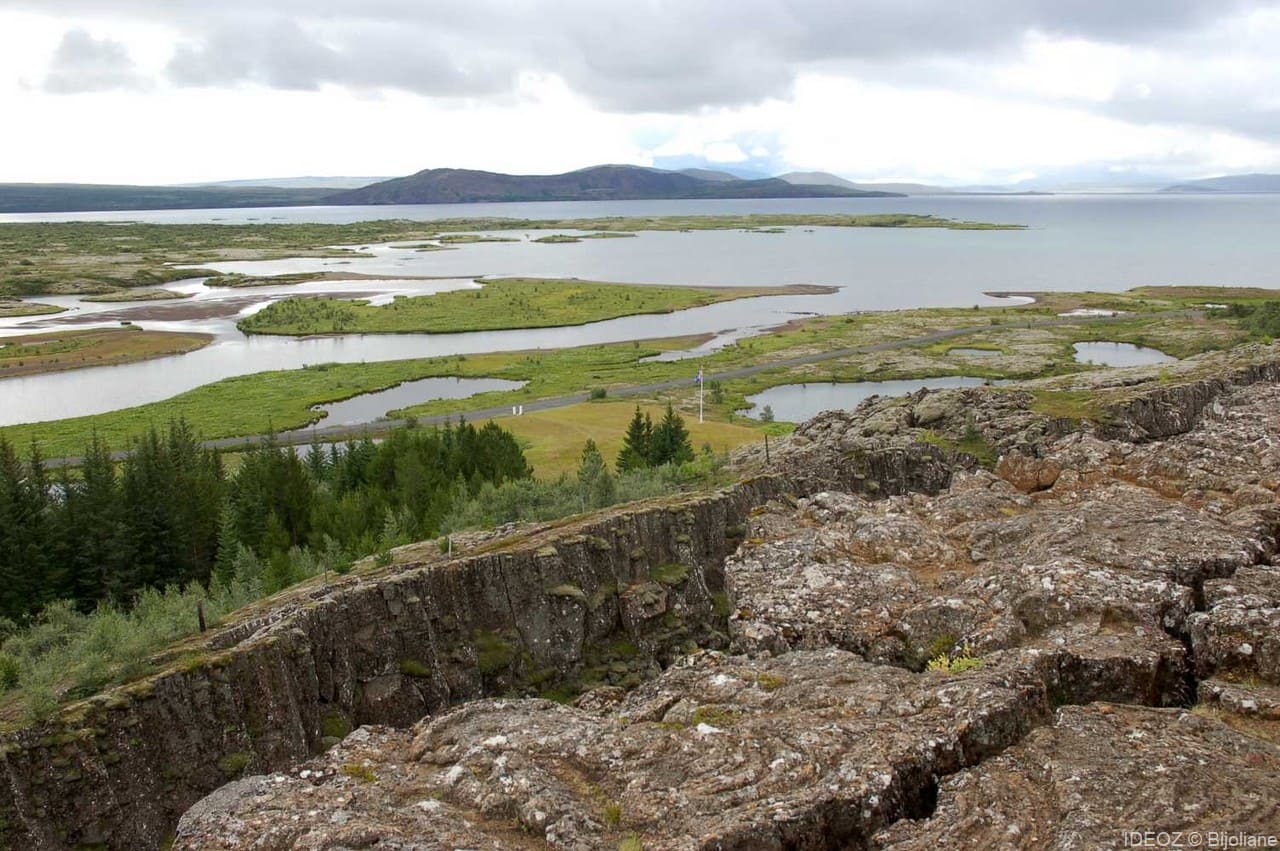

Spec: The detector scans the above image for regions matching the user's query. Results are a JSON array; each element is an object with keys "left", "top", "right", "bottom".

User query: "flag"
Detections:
[{"left": 695, "top": 367, "right": 704, "bottom": 385}]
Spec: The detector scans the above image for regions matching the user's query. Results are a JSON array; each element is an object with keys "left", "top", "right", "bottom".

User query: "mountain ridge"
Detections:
[{"left": 324, "top": 164, "right": 900, "bottom": 205}]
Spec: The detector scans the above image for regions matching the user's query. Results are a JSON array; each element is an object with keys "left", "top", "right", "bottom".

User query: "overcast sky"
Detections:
[{"left": 3, "top": 0, "right": 1280, "bottom": 185}]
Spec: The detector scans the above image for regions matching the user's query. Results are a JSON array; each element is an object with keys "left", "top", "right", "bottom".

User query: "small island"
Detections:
[{"left": 236, "top": 278, "right": 836, "bottom": 336}]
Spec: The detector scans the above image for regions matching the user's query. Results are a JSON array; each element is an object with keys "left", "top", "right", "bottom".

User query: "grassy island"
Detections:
[
  {"left": 0, "top": 327, "right": 212, "bottom": 378},
  {"left": 236, "top": 278, "right": 834, "bottom": 336}
]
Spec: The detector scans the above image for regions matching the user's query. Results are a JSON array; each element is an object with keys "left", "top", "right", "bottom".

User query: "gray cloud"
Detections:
[
  {"left": 16, "top": 0, "right": 1280, "bottom": 139},
  {"left": 41, "top": 28, "right": 150, "bottom": 93}
]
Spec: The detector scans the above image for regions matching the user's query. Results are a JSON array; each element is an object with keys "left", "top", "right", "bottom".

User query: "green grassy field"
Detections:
[
  {"left": 237, "top": 278, "right": 832, "bottom": 336},
  {"left": 492, "top": 400, "right": 766, "bottom": 476}
]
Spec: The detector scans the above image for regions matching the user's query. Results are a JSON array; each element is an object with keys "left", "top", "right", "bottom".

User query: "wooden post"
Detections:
[
  {"left": 197, "top": 600, "right": 207, "bottom": 633},
  {"left": 765, "top": 433, "right": 771, "bottom": 465}
]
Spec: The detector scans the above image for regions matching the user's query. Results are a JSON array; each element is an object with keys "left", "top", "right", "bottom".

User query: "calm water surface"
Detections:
[
  {"left": 744, "top": 376, "right": 993, "bottom": 422},
  {"left": 1072, "top": 342, "right": 1175, "bottom": 367},
  {"left": 1, "top": 195, "right": 1275, "bottom": 425}
]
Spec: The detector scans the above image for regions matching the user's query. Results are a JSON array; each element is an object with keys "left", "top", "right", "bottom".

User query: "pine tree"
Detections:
[
  {"left": 212, "top": 500, "right": 241, "bottom": 590},
  {"left": 616, "top": 407, "right": 653, "bottom": 472},
  {"left": 576, "top": 440, "right": 615, "bottom": 509},
  {"left": 651, "top": 403, "right": 694, "bottom": 466}
]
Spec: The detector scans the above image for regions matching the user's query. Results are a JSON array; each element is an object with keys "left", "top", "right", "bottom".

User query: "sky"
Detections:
[{"left": 2, "top": 0, "right": 1279, "bottom": 187}]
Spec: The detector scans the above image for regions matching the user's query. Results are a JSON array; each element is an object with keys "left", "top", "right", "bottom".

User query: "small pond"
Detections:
[
  {"left": 744, "top": 376, "right": 993, "bottom": 422},
  {"left": 1072, "top": 342, "right": 1174, "bottom": 367},
  {"left": 306, "top": 376, "right": 527, "bottom": 428}
]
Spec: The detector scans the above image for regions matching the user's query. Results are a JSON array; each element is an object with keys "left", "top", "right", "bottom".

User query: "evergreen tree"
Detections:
[
  {"left": 212, "top": 499, "right": 241, "bottom": 590},
  {"left": 616, "top": 406, "right": 653, "bottom": 472},
  {"left": 651, "top": 403, "right": 694, "bottom": 466},
  {"left": 576, "top": 439, "right": 616, "bottom": 509}
]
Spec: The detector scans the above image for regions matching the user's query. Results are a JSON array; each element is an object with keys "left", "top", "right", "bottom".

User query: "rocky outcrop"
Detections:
[
  {"left": 13, "top": 344, "right": 1280, "bottom": 849},
  {"left": 877, "top": 703, "right": 1280, "bottom": 849},
  {"left": 0, "top": 478, "right": 784, "bottom": 850},
  {"left": 169, "top": 351, "right": 1280, "bottom": 849}
]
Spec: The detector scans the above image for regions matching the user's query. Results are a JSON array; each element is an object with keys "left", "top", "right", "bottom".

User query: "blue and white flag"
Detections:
[{"left": 695, "top": 367, "right": 704, "bottom": 385}]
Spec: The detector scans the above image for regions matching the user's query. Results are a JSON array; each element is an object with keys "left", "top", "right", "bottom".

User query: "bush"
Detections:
[{"left": 589, "top": 387, "right": 608, "bottom": 400}]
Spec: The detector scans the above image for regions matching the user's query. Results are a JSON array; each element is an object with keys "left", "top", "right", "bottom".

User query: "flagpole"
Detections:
[{"left": 698, "top": 368, "right": 704, "bottom": 423}]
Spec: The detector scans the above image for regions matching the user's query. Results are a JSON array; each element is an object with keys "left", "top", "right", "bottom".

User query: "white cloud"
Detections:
[{"left": 2, "top": 2, "right": 1280, "bottom": 183}]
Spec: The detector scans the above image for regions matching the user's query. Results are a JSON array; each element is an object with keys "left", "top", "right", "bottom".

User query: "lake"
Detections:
[
  {"left": 744, "top": 376, "right": 994, "bottom": 422},
  {"left": 1072, "top": 342, "right": 1175, "bottom": 367},
  {"left": 1, "top": 194, "right": 1276, "bottom": 426}
]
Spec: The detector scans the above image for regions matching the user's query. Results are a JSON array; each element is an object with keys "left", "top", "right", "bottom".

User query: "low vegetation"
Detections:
[
  {"left": 0, "top": 327, "right": 212, "bottom": 378},
  {"left": 0, "top": 297, "right": 64, "bottom": 317},
  {"left": 237, "top": 278, "right": 828, "bottom": 336},
  {"left": 0, "top": 413, "right": 725, "bottom": 721}
]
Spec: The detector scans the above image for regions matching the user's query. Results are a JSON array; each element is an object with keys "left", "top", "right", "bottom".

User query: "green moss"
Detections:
[
  {"left": 320, "top": 710, "right": 352, "bottom": 739},
  {"left": 690, "top": 705, "right": 740, "bottom": 728},
  {"left": 473, "top": 630, "right": 518, "bottom": 675},
  {"left": 399, "top": 659, "right": 431, "bottom": 678},
  {"left": 1027, "top": 389, "right": 1105, "bottom": 423},
  {"left": 618, "top": 836, "right": 644, "bottom": 851},
  {"left": 547, "top": 583, "right": 587, "bottom": 602},
  {"left": 217, "top": 752, "right": 250, "bottom": 777},
  {"left": 340, "top": 763, "right": 377, "bottom": 783},
  {"left": 925, "top": 645, "right": 985, "bottom": 674},
  {"left": 650, "top": 563, "right": 690, "bottom": 586},
  {"left": 754, "top": 672, "right": 786, "bottom": 691}
]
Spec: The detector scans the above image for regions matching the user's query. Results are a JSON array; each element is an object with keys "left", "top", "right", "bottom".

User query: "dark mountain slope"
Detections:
[{"left": 325, "top": 165, "right": 899, "bottom": 205}]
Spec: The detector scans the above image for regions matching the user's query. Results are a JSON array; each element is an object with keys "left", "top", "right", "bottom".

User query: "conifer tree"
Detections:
[
  {"left": 651, "top": 403, "right": 694, "bottom": 466},
  {"left": 616, "top": 407, "right": 653, "bottom": 472}
]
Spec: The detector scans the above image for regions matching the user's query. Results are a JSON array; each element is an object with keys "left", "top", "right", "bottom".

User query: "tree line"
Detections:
[
  {"left": 0, "top": 405, "right": 700, "bottom": 625},
  {"left": 0, "top": 418, "right": 530, "bottom": 623}
]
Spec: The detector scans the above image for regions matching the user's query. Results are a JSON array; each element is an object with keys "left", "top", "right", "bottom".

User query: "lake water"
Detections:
[
  {"left": 1, "top": 194, "right": 1276, "bottom": 426},
  {"left": 744, "top": 376, "right": 993, "bottom": 422},
  {"left": 1072, "top": 342, "right": 1175, "bottom": 367},
  {"left": 301, "top": 376, "right": 527, "bottom": 428}
]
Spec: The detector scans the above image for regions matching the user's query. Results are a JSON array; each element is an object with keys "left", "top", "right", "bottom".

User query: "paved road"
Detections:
[{"left": 45, "top": 309, "right": 1195, "bottom": 467}]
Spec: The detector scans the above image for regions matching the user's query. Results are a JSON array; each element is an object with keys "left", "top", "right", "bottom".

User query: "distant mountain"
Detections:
[
  {"left": 186, "top": 176, "right": 394, "bottom": 190},
  {"left": 326, "top": 165, "right": 900, "bottom": 205},
  {"left": 1160, "top": 173, "right": 1280, "bottom": 193},
  {"left": 776, "top": 171, "right": 860, "bottom": 189},
  {"left": 0, "top": 183, "right": 335, "bottom": 214},
  {"left": 676, "top": 168, "right": 742, "bottom": 182},
  {"left": 777, "top": 171, "right": 963, "bottom": 195}
]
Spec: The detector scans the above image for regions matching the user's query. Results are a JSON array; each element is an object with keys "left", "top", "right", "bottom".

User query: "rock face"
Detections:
[
  {"left": 0, "top": 478, "right": 783, "bottom": 850},
  {"left": 13, "top": 345, "right": 1280, "bottom": 849}
]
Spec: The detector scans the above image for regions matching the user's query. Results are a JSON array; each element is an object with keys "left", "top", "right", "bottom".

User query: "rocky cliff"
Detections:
[
  {"left": 0, "top": 478, "right": 783, "bottom": 848},
  {"left": 7, "top": 344, "right": 1280, "bottom": 849}
]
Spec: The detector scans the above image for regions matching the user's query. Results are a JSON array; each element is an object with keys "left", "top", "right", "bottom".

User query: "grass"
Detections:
[
  {"left": 237, "top": 278, "right": 831, "bottom": 336},
  {"left": 0, "top": 297, "right": 65, "bottom": 317},
  {"left": 490, "top": 401, "right": 766, "bottom": 477},
  {"left": 0, "top": 327, "right": 212, "bottom": 378},
  {"left": 79, "top": 288, "right": 190, "bottom": 302}
]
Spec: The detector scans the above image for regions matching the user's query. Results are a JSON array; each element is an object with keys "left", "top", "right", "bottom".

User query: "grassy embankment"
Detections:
[
  {"left": 0, "top": 297, "right": 64, "bottom": 317},
  {"left": 0, "top": 327, "right": 213, "bottom": 378},
  {"left": 0, "top": 213, "right": 1020, "bottom": 298},
  {"left": 79, "top": 288, "right": 191, "bottom": 302},
  {"left": 1, "top": 287, "right": 1258, "bottom": 461},
  {"left": 237, "top": 278, "right": 832, "bottom": 336}
]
